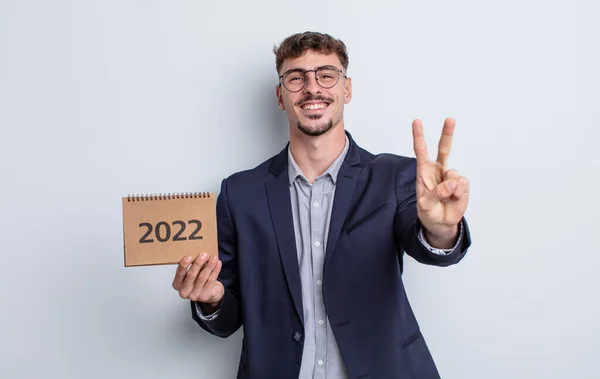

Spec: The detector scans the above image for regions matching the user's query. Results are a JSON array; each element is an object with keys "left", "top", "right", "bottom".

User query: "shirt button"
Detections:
[
  {"left": 318, "top": 319, "right": 324, "bottom": 325},
  {"left": 313, "top": 202, "right": 319, "bottom": 207},
  {"left": 317, "top": 359, "right": 324, "bottom": 366},
  {"left": 317, "top": 280, "right": 322, "bottom": 286},
  {"left": 315, "top": 241, "right": 320, "bottom": 247},
  {"left": 293, "top": 332, "right": 302, "bottom": 342}
]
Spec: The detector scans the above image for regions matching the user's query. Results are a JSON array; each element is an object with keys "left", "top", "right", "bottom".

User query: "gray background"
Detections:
[{"left": 1, "top": 0, "right": 598, "bottom": 378}]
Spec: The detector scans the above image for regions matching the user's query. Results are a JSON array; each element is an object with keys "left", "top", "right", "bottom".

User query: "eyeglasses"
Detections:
[{"left": 279, "top": 65, "right": 347, "bottom": 92}]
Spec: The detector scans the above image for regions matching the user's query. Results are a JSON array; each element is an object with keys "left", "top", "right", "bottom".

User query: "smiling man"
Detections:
[{"left": 172, "top": 31, "right": 472, "bottom": 379}]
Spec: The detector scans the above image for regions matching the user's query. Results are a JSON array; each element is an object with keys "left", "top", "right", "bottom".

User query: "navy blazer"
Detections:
[{"left": 192, "top": 131, "right": 471, "bottom": 379}]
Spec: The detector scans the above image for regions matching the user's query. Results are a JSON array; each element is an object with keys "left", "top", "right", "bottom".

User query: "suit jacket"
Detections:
[{"left": 192, "top": 131, "right": 471, "bottom": 379}]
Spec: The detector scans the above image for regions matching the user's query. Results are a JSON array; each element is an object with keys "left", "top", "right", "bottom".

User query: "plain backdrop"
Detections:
[{"left": 1, "top": 1, "right": 598, "bottom": 378}]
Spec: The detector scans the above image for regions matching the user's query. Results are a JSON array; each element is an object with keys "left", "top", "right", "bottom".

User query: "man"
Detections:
[{"left": 172, "top": 31, "right": 471, "bottom": 379}]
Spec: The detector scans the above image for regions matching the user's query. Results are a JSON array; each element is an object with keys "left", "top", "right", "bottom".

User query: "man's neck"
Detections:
[{"left": 289, "top": 124, "right": 347, "bottom": 183}]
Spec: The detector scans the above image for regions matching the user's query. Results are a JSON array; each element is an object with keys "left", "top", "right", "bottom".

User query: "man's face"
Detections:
[{"left": 276, "top": 51, "right": 352, "bottom": 137}]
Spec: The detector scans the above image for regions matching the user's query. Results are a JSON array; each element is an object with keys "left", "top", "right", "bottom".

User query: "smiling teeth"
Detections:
[{"left": 303, "top": 103, "right": 327, "bottom": 110}]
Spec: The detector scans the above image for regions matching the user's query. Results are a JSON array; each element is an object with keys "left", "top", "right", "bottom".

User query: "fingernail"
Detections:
[
  {"left": 200, "top": 253, "right": 207, "bottom": 259},
  {"left": 184, "top": 256, "right": 191, "bottom": 263}
]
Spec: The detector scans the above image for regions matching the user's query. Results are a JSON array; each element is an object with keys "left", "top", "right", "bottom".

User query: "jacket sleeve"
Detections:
[
  {"left": 190, "top": 177, "right": 243, "bottom": 337},
  {"left": 393, "top": 157, "right": 471, "bottom": 267}
]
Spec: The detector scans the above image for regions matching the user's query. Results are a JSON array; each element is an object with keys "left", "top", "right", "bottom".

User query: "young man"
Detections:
[{"left": 172, "top": 31, "right": 471, "bottom": 379}]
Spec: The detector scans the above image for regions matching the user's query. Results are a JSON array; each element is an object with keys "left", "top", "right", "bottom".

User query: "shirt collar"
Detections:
[{"left": 288, "top": 134, "right": 350, "bottom": 186}]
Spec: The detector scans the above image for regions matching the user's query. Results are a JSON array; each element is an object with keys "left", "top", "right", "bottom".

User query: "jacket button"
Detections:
[{"left": 293, "top": 332, "right": 302, "bottom": 342}]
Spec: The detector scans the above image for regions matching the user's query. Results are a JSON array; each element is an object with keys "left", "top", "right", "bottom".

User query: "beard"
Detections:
[
  {"left": 294, "top": 94, "right": 335, "bottom": 136},
  {"left": 297, "top": 115, "right": 334, "bottom": 137}
]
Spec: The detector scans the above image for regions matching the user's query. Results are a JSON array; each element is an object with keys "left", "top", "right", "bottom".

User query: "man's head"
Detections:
[{"left": 274, "top": 32, "right": 352, "bottom": 137}]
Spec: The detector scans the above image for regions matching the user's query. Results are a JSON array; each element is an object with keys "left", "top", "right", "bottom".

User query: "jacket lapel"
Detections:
[
  {"left": 324, "top": 133, "right": 362, "bottom": 269},
  {"left": 265, "top": 147, "right": 304, "bottom": 325}
]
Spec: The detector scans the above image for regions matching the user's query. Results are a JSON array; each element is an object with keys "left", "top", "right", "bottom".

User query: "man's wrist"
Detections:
[
  {"left": 199, "top": 300, "right": 222, "bottom": 315},
  {"left": 423, "top": 223, "right": 459, "bottom": 249}
]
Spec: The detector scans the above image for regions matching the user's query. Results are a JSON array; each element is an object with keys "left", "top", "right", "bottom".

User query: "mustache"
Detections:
[{"left": 295, "top": 95, "right": 333, "bottom": 106}]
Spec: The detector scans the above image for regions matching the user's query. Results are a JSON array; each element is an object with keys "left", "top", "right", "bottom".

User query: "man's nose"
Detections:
[{"left": 303, "top": 71, "right": 321, "bottom": 94}]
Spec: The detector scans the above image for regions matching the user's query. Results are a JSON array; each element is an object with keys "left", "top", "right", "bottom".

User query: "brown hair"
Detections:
[{"left": 273, "top": 31, "right": 349, "bottom": 74}]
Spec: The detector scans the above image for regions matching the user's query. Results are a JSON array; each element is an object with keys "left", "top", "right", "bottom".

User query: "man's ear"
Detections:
[
  {"left": 276, "top": 85, "right": 285, "bottom": 110},
  {"left": 344, "top": 77, "right": 353, "bottom": 104}
]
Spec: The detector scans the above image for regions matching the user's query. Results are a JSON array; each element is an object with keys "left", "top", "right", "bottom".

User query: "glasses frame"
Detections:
[{"left": 279, "top": 65, "right": 347, "bottom": 93}]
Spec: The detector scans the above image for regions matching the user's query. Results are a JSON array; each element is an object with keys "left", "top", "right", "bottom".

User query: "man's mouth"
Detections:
[{"left": 301, "top": 102, "right": 330, "bottom": 111}]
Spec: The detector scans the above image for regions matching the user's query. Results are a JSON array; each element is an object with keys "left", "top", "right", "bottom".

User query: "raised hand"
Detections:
[
  {"left": 172, "top": 253, "right": 224, "bottom": 312},
  {"left": 412, "top": 118, "right": 469, "bottom": 248}
]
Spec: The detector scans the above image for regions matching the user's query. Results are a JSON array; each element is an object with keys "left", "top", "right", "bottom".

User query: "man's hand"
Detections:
[
  {"left": 172, "top": 253, "right": 224, "bottom": 313},
  {"left": 412, "top": 118, "right": 469, "bottom": 248}
]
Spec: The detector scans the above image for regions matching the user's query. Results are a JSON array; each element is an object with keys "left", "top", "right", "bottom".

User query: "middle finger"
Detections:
[{"left": 181, "top": 253, "right": 209, "bottom": 294}]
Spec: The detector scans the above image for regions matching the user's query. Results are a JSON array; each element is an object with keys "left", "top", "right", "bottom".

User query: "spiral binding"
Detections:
[{"left": 126, "top": 192, "right": 211, "bottom": 202}]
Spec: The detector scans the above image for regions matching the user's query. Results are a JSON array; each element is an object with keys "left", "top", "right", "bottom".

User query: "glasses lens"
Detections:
[
  {"left": 315, "top": 67, "right": 340, "bottom": 88},
  {"left": 282, "top": 71, "right": 306, "bottom": 92}
]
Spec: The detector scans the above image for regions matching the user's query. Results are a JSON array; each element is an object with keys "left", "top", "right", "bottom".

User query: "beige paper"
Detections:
[{"left": 122, "top": 193, "right": 217, "bottom": 267}]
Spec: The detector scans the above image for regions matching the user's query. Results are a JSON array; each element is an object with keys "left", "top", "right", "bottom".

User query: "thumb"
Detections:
[
  {"left": 435, "top": 180, "right": 458, "bottom": 201},
  {"left": 420, "top": 180, "right": 457, "bottom": 210}
]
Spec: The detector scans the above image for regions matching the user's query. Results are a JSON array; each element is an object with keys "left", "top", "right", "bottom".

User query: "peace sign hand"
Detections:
[{"left": 412, "top": 118, "right": 469, "bottom": 247}]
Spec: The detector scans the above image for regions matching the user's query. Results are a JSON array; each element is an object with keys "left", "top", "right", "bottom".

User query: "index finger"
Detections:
[
  {"left": 412, "top": 119, "right": 430, "bottom": 165},
  {"left": 436, "top": 118, "right": 455, "bottom": 168},
  {"left": 172, "top": 255, "right": 192, "bottom": 289}
]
